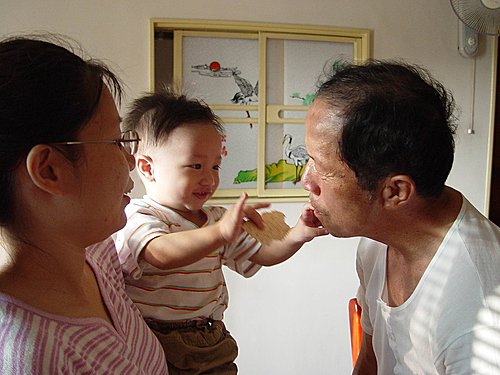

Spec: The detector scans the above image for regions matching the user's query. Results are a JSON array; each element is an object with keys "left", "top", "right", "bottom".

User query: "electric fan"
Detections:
[{"left": 450, "top": 0, "right": 500, "bottom": 36}]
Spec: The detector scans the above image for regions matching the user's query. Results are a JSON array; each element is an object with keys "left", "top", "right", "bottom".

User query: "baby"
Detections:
[{"left": 114, "top": 89, "right": 326, "bottom": 374}]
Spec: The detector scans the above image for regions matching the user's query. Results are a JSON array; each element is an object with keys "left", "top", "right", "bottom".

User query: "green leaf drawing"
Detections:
[{"left": 233, "top": 159, "right": 305, "bottom": 184}]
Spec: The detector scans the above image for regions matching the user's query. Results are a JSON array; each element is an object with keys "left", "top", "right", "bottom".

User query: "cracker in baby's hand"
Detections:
[{"left": 242, "top": 211, "right": 290, "bottom": 245}]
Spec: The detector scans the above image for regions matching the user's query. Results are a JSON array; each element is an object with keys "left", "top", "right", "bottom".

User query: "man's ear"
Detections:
[
  {"left": 381, "top": 175, "right": 415, "bottom": 208},
  {"left": 136, "top": 155, "right": 155, "bottom": 182},
  {"left": 25, "top": 145, "right": 71, "bottom": 195}
]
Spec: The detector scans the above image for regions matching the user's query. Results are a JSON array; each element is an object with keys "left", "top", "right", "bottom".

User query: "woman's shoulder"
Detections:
[
  {"left": 86, "top": 236, "right": 127, "bottom": 294},
  {"left": 86, "top": 237, "right": 121, "bottom": 271}
]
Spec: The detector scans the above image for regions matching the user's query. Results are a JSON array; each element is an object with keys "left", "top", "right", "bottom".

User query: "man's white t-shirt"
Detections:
[{"left": 356, "top": 196, "right": 500, "bottom": 374}]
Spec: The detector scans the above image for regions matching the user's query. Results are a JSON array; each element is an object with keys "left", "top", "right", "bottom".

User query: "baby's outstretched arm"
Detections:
[
  {"left": 249, "top": 203, "right": 328, "bottom": 266},
  {"left": 142, "top": 193, "right": 268, "bottom": 270}
]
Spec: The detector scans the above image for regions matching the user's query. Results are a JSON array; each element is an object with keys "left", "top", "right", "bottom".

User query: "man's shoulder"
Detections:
[
  {"left": 460, "top": 197, "right": 500, "bottom": 239},
  {"left": 456, "top": 198, "right": 500, "bottom": 289},
  {"left": 356, "top": 238, "right": 387, "bottom": 275},
  {"left": 358, "top": 238, "right": 386, "bottom": 256}
]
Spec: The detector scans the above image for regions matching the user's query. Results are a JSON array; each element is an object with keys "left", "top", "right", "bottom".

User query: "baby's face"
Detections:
[{"left": 148, "top": 122, "right": 223, "bottom": 213}]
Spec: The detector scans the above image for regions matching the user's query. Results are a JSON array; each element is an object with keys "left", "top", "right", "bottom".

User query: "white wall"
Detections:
[{"left": 1, "top": 1, "right": 496, "bottom": 373}]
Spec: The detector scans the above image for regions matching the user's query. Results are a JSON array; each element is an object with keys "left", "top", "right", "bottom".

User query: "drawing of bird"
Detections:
[
  {"left": 231, "top": 71, "right": 258, "bottom": 104},
  {"left": 231, "top": 70, "right": 258, "bottom": 128},
  {"left": 282, "top": 134, "right": 309, "bottom": 183}
]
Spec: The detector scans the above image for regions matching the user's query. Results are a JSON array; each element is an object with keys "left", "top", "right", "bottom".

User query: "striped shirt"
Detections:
[
  {"left": 0, "top": 238, "right": 168, "bottom": 375},
  {"left": 113, "top": 196, "right": 262, "bottom": 321}
]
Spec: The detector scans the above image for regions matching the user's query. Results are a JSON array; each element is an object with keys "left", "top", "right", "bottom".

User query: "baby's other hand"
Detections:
[
  {"left": 292, "top": 203, "right": 329, "bottom": 243},
  {"left": 302, "top": 203, "right": 325, "bottom": 228}
]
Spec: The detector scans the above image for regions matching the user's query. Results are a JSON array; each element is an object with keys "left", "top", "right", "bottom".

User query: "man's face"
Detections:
[{"left": 301, "top": 99, "right": 378, "bottom": 237}]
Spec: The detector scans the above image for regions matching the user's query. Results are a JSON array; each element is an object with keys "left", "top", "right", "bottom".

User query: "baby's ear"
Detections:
[{"left": 136, "top": 155, "right": 155, "bottom": 182}]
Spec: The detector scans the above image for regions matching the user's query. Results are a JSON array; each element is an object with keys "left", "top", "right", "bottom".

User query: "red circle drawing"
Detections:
[{"left": 209, "top": 61, "right": 221, "bottom": 72}]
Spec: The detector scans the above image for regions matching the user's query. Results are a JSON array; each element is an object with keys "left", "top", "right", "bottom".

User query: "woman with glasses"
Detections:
[{"left": 0, "top": 35, "right": 167, "bottom": 374}]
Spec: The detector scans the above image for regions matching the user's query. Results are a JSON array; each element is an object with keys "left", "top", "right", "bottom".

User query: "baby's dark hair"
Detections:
[{"left": 123, "top": 89, "right": 223, "bottom": 153}]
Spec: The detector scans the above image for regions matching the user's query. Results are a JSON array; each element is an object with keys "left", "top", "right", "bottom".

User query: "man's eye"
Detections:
[
  {"left": 213, "top": 165, "right": 221, "bottom": 171},
  {"left": 190, "top": 164, "right": 202, "bottom": 169}
]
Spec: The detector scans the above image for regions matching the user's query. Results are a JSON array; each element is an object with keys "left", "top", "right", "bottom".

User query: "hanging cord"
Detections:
[{"left": 467, "top": 56, "right": 476, "bottom": 134}]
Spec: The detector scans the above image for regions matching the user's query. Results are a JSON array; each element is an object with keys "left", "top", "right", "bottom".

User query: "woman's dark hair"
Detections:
[
  {"left": 316, "top": 60, "right": 457, "bottom": 198},
  {"left": 0, "top": 35, "right": 123, "bottom": 226}
]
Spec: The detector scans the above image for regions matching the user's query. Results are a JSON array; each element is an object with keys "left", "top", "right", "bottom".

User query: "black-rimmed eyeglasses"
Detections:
[{"left": 50, "top": 130, "right": 140, "bottom": 155}]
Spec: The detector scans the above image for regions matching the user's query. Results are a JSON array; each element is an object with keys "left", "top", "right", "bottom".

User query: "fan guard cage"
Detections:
[{"left": 451, "top": 0, "right": 500, "bottom": 35}]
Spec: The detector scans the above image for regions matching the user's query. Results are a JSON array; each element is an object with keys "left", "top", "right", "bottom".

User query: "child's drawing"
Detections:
[
  {"left": 282, "top": 134, "right": 309, "bottom": 183},
  {"left": 233, "top": 134, "right": 308, "bottom": 185},
  {"left": 290, "top": 92, "right": 315, "bottom": 106},
  {"left": 191, "top": 61, "right": 258, "bottom": 127},
  {"left": 191, "top": 61, "right": 234, "bottom": 77},
  {"left": 230, "top": 72, "right": 258, "bottom": 105},
  {"left": 289, "top": 60, "right": 347, "bottom": 105}
]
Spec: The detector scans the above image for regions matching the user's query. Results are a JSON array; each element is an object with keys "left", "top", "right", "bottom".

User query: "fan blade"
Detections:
[{"left": 450, "top": 0, "right": 500, "bottom": 35}]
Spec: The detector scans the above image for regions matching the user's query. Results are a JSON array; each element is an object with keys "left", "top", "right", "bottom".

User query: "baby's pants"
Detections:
[{"left": 145, "top": 318, "right": 238, "bottom": 375}]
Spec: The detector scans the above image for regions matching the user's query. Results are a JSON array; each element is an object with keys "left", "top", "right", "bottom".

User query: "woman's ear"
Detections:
[
  {"left": 25, "top": 145, "right": 71, "bottom": 195},
  {"left": 381, "top": 175, "right": 416, "bottom": 208},
  {"left": 136, "top": 155, "right": 155, "bottom": 182}
]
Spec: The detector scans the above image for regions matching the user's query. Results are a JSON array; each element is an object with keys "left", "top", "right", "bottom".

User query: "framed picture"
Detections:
[{"left": 151, "top": 19, "right": 371, "bottom": 202}]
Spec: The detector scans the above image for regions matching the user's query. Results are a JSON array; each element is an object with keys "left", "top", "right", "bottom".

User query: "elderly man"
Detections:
[{"left": 301, "top": 61, "right": 500, "bottom": 374}]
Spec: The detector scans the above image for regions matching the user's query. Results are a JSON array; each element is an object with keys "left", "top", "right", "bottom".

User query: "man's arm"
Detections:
[{"left": 353, "top": 332, "right": 377, "bottom": 375}]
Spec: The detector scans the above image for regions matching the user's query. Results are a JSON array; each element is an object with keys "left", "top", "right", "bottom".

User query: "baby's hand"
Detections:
[
  {"left": 290, "top": 203, "right": 329, "bottom": 243},
  {"left": 217, "top": 193, "right": 269, "bottom": 243},
  {"left": 301, "top": 203, "right": 325, "bottom": 229}
]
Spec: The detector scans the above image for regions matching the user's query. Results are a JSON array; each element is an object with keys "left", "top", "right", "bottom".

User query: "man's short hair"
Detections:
[{"left": 315, "top": 60, "right": 457, "bottom": 198}]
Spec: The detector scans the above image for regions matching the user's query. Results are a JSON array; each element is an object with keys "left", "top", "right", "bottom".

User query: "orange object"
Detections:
[{"left": 348, "top": 297, "right": 363, "bottom": 367}]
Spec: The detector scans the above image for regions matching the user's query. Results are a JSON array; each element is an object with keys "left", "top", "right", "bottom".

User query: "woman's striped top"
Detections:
[{"left": 0, "top": 238, "right": 168, "bottom": 374}]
